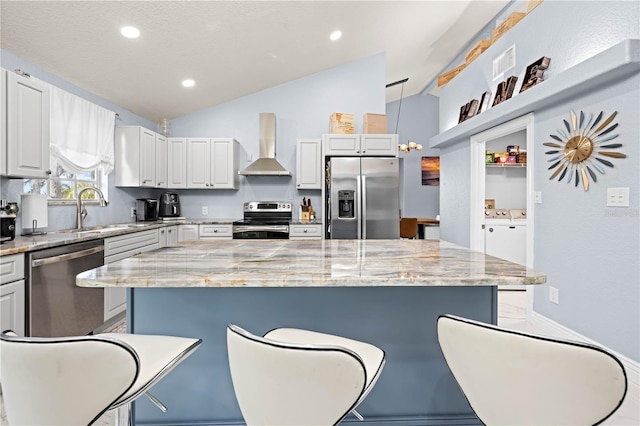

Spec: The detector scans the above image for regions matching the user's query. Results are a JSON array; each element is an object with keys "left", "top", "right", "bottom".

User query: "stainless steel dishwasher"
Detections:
[{"left": 28, "top": 239, "right": 105, "bottom": 337}]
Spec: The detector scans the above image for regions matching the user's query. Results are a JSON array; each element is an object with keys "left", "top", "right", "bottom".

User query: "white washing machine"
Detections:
[{"left": 484, "top": 209, "right": 527, "bottom": 290}]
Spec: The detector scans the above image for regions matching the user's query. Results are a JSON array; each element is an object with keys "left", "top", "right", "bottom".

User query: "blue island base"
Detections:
[{"left": 128, "top": 286, "right": 495, "bottom": 425}]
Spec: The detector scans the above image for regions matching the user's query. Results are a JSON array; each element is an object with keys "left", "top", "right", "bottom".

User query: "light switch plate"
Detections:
[{"left": 607, "top": 187, "right": 629, "bottom": 207}]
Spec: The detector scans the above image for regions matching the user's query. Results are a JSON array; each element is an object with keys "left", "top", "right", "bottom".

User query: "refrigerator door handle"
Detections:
[
  {"left": 356, "top": 175, "right": 362, "bottom": 239},
  {"left": 361, "top": 175, "right": 367, "bottom": 238}
]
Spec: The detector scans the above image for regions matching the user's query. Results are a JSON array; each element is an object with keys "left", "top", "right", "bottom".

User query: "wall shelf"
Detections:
[
  {"left": 430, "top": 39, "right": 640, "bottom": 149},
  {"left": 486, "top": 163, "right": 526, "bottom": 168}
]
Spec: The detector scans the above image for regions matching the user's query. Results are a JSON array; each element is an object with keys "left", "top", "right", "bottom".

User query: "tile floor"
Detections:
[{"left": 2, "top": 291, "right": 638, "bottom": 425}]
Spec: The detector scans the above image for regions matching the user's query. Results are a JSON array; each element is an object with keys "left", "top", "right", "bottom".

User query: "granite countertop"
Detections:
[
  {"left": 0, "top": 219, "right": 238, "bottom": 256},
  {"left": 77, "top": 239, "right": 546, "bottom": 288}
]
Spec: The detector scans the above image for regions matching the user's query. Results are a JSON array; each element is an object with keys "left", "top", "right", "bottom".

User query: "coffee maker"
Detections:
[
  {"left": 159, "top": 192, "right": 181, "bottom": 217},
  {"left": 0, "top": 200, "right": 17, "bottom": 243}
]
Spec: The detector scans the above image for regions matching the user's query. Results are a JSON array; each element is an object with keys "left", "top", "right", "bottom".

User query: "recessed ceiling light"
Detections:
[
  {"left": 330, "top": 31, "right": 342, "bottom": 41},
  {"left": 182, "top": 79, "right": 195, "bottom": 88},
  {"left": 120, "top": 26, "right": 140, "bottom": 39}
]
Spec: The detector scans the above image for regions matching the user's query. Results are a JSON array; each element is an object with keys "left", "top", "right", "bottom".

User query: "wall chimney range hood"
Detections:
[{"left": 239, "top": 113, "right": 291, "bottom": 176}]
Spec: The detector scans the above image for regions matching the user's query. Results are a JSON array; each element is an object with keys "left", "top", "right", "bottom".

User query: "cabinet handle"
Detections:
[
  {"left": 45, "top": 169, "right": 52, "bottom": 175},
  {"left": 157, "top": 181, "right": 164, "bottom": 185},
  {"left": 213, "top": 229, "right": 218, "bottom": 233},
  {"left": 161, "top": 230, "right": 165, "bottom": 234},
  {"left": 303, "top": 229, "right": 308, "bottom": 233},
  {"left": 143, "top": 179, "right": 152, "bottom": 183}
]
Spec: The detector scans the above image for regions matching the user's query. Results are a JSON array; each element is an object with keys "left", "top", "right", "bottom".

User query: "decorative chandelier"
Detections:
[
  {"left": 398, "top": 141, "right": 423, "bottom": 153},
  {"left": 387, "top": 77, "right": 423, "bottom": 154}
]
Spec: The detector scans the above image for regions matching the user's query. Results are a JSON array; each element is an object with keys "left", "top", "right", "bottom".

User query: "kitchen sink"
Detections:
[{"left": 77, "top": 226, "right": 131, "bottom": 234}]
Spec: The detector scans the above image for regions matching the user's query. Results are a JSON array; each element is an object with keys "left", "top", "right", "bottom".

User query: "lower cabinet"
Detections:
[
  {"left": 159, "top": 225, "right": 179, "bottom": 247},
  {"left": 289, "top": 224, "right": 322, "bottom": 240},
  {"left": 103, "top": 229, "right": 160, "bottom": 321},
  {"left": 179, "top": 224, "right": 199, "bottom": 241},
  {"left": 0, "top": 253, "right": 26, "bottom": 336},
  {"left": 199, "top": 224, "right": 232, "bottom": 240}
]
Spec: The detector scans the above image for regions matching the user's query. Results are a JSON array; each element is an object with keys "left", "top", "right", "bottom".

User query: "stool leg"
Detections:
[
  {"left": 144, "top": 392, "right": 168, "bottom": 412},
  {"left": 351, "top": 409, "right": 364, "bottom": 421}
]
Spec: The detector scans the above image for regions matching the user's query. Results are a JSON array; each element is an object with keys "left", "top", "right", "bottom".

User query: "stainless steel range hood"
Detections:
[{"left": 239, "top": 113, "right": 291, "bottom": 176}]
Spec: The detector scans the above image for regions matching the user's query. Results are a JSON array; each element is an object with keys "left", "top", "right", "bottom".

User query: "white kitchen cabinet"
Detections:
[
  {"left": 199, "top": 224, "right": 232, "bottom": 239},
  {"left": 179, "top": 224, "right": 200, "bottom": 241},
  {"left": 323, "top": 134, "right": 397, "bottom": 157},
  {"left": 210, "top": 138, "right": 239, "bottom": 189},
  {"left": 167, "top": 137, "right": 188, "bottom": 188},
  {"left": 159, "top": 225, "right": 179, "bottom": 247},
  {"left": 155, "top": 134, "right": 168, "bottom": 188},
  {"left": 103, "top": 229, "right": 160, "bottom": 321},
  {"left": 187, "top": 138, "right": 239, "bottom": 189},
  {"left": 0, "top": 253, "right": 26, "bottom": 336},
  {"left": 6, "top": 70, "right": 51, "bottom": 178},
  {"left": 1, "top": 69, "right": 7, "bottom": 175},
  {"left": 361, "top": 134, "right": 398, "bottom": 156},
  {"left": 289, "top": 224, "right": 322, "bottom": 239},
  {"left": 296, "top": 139, "right": 321, "bottom": 189},
  {"left": 115, "top": 126, "right": 157, "bottom": 187}
]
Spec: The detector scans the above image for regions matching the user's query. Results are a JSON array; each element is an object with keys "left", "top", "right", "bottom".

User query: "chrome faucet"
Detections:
[{"left": 76, "top": 186, "right": 108, "bottom": 230}]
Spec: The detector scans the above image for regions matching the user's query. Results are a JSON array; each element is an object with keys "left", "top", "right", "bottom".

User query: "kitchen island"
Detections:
[{"left": 78, "top": 239, "right": 545, "bottom": 425}]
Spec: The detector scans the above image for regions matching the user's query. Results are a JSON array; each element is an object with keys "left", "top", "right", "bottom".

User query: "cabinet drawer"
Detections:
[
  {"left": 0, "top": 253, "right": 25, "bottom": 285},
  {"left": 104, "top": 229, "right": 160, "bottom": 257},
  {"left": 289, "top": 224, "right": 322, "bottom": 238},
  {"left": 199, "top": 224, "right": 233, "bottom": 238}
]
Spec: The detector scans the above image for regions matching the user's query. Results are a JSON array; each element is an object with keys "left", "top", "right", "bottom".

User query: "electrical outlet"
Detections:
[
  {"left": 131, "top": 207, "right": 136, "bottom": 218},
  {"left": 549, "top": 286, "right": 559, "bottom": 304},
  {"left": 202, "top": 206, "right": 208, "bottom": 215}
]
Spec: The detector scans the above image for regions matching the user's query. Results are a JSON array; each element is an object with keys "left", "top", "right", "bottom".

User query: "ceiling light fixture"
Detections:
[
  {"left": 330, "top": 30, "right": 342, "bottom": 41},
  {"left": 120, "top": 26, "right": 140, "bottom": 39},
  {"left": 386, "top": 78, "right": 422, "bottom": 154},
  {"left": 182, "top": 79, "right": 195, "bottom": 88}
]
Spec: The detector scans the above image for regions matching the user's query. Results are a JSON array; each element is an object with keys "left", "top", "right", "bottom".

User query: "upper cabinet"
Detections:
[
  {"left": 186, "top": 137, "right": 239, "bottom": 189},
  {"left": 296, "top": 138, "right": 321, "bottom": 190},
  {"left": 323, "top": 134, "right": 397, "bottom": 157},
  {"left": 4, "top": 71, "right": 51, "bottom": 178},
  {"left": 1, "top": 70, "right": 6, "bottom": 175},
  {"left": 155, "top": 134, "right": 168, "bottom": 188},
  {"left": 115, "top": 126, "right": 157, "bottom": 187},
  {"left": 167, "top": 137, "right": 188, "bottom": 188}
]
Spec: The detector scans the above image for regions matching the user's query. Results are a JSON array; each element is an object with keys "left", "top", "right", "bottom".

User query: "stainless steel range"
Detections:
[{"left": 233, "top": 201, "right": 292, "bottom": 239}]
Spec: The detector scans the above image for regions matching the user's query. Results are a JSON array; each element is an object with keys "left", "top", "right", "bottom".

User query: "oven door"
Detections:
[{"left": 233, "top": 224, "right": 289, "bottom": 239}]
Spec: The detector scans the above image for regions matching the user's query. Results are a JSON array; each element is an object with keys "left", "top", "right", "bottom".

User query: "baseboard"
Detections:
[{"left": 530, "top": 311, "right": 640, "bottom": 386}]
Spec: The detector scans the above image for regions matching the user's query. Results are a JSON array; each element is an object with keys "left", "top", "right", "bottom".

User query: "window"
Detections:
[{"left": 23, "top": 163, "right": 107, "bottom": 203}]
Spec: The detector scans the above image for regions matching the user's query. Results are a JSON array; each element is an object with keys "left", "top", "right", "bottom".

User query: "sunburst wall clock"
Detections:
[{"left": 545, "top": 110, "right": 626, "bottom": 191}]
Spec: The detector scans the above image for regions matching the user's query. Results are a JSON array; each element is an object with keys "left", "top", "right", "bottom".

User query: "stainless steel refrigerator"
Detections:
[{"left": 328, "top": 157, "right": 400, "bottom": 239}]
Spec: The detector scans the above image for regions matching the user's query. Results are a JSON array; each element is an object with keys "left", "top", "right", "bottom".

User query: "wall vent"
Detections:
[{"left": 493, "top": 45, "right": 516, "bottom": 81}]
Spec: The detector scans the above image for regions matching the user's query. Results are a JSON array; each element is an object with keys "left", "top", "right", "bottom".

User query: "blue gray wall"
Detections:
[
  {"left": 434, "top": 0, "right": 640, "bottom": 361},
  {"left": 170, "top": 53, "right": 386, "bottom": 219},
  {"left": 386, "top": 94, "right": 440, "bottom": 219}
]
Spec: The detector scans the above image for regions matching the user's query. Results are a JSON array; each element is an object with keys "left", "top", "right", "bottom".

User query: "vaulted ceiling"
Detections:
[{"left": 1, "top": 1, "right": 509, "bottom": 122}]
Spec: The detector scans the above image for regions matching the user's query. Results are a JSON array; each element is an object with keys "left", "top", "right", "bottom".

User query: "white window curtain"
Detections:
[{"left": 49, "top": 86, "right": 116, "bottom": 175}]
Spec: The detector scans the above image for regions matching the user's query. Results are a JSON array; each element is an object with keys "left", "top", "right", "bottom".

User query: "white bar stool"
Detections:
[
  {"left": 437, "top": 314, "right": 628, "bottom": 425},
  {"left": 0, "top": 330, "right": 201, "bottom": 425},
  {"left": 227, "top": 324, "right": 385, "bottom": 425}
]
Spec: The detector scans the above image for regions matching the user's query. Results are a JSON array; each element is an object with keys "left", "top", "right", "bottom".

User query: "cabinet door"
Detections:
[
  {"left": 296, "top": 139, "right": 321, "bottom": 189},
  {"left": 156, "top": 134, "right": 168, "bottom": 188},
  {"left": 179, "top": 224, "right": 199, "bottom": 241},
  {"left": 166, "top": 225, "right": 179, "bottom": 246},
  {"left": 6, "top": 72, "right": 51, "bottom": 178},
  {"left": 159, "top": 227, "right": 168, "bottom": 247},
  {"left": 323, "top": 134, "right": 361, "bottom": 156},
  {"left": 139, "top": 128, "right": 156, "bottom": 187},
  {"left": 1, "top": 69, "right": 7, "bottom": 175},
  {"left": 0, "top": 280, "right": 25, "bottom": 336},
  {"left": 187, "top": 138, "right": 211, "bottom": 188},
  {"left": 361, "top": 134, "right": 398, "bottom": 156},
  {"left": 168, "top": 137, "right": 187, "bottom": 188},
  {"left": 210, "top": 138, "right": 239, "bottom": 189},
  {"left": 485, "top": 225, "right": 526, "bottom": 265},
  {"left": 289, "top": 224, "right": 322, "bottom": 239}
]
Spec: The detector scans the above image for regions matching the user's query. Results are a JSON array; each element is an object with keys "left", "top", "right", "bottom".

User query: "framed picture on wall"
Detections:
[{"left": 421, "top": 156, "right": 440, "bottom": 186}]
